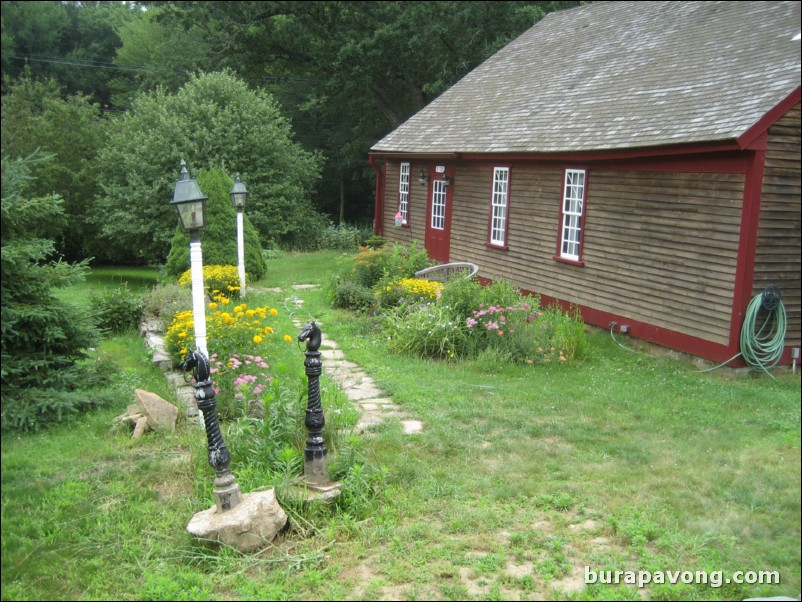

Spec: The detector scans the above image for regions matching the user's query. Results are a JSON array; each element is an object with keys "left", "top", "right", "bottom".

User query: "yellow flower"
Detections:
[
  {"left": 283, "top": 335, "right": 293, "bottom": 343},
  {"left": 270, "top": 308, "right": 279, "bottom": 316},
  {"left": 221, "top": 298, "right": 230, "bottom": 305},
  {"left": 253, "top": 335, "right": 263, "bottom": 344},
  {"left": 208, "top": 302, "right": 218, "bottom": 310},
  {"left": 264, "top": 326, "right": 274, "bottom": 334}
]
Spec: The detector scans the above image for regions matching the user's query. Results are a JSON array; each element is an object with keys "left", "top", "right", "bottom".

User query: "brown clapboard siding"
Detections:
[
  {"left": 754, "top": 103, "right": 801, "bottom": 345},
  {"left": 449, "top": 166, "right": 741, "bottom": 344}
]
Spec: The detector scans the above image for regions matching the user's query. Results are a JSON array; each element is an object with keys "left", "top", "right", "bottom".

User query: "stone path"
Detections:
[
  {"left": 141, "top": 284, "right": 424, "bottom": 435},
  {"left": 285, "top": 288, "right": 424, "bottom": 435}
]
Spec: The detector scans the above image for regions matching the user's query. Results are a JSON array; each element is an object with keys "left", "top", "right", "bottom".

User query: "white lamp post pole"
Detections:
[
  {"left": 189, "top": 229, "right": 209, "bottom": 358},
  {"left": 230, "top": 173, "right": 248, "bottom": 297},
  {"left": 236, "top": 209, "right": 246, "bottom": 296}
]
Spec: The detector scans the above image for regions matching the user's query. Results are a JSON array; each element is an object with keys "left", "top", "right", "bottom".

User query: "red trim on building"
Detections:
[{"left": 729, "top": 146, "right": 767, "bottom": 356}]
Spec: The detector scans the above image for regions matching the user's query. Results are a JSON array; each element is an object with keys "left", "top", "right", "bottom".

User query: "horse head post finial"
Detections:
[{"left": 298, "top": 321, "right": 322, "bottom": 353}]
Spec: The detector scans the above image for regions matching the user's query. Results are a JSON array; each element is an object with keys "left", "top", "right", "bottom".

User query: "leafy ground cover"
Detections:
[{"left": 2, "top": 252, "right": 800, "bottom": 600}]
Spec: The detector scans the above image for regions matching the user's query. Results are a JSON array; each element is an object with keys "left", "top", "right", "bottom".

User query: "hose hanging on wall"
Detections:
[
  {"left": 702, "top": 286, "right": 787, "bottom": 376},
  {"left": 739, "top": 285, "right": 787, "bottom": 374}
]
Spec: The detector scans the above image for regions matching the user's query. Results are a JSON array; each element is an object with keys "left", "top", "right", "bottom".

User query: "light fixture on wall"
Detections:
[
  {"left": 441, "top": 171, "right": 453, "bottom": 187},
  {"left": 418, "top": 170, "right": 428, "bottom": 186}
]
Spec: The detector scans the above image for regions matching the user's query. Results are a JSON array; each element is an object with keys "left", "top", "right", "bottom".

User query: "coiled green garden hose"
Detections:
[
  {"left": 739, "top": 287, "right": 787, "bottom": 374},
  {"left": 702, "top": 286, "right": 787, "bottom": 376}
]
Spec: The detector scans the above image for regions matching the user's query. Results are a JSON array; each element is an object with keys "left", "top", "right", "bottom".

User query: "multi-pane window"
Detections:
[
  {"left": 431, "top": 180, "right": 447, "bottom": 230},
  {"left": 560, "top": 169, "right": 586, "bottom": 261},
  {"left": 398, "top": 162, "right": 410, "bottom": 224},
  {"left": 490, "top": 167, "right": 509, "bottom": 246}
]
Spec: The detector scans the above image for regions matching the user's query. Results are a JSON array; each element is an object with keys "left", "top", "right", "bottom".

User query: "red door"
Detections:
[{"left": 424, "top": 166, "right": 453, "bottom": 262}]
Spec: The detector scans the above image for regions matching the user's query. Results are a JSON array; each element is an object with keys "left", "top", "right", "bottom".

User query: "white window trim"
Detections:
[
  {"left": 431, "top": 180, "right": 447, "bottom": 230},
  {"left": 490, "top": 167, "right": 509, "bottom": 246},
  {"left": 398, "top": 162, "right": 410, "bottom": 225},
  {"left": 560, "top": 169, "right": 586, "bottom": 262}
]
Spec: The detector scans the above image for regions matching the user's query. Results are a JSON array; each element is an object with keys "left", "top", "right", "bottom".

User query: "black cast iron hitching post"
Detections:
[
  {"left": 185, "top": 349, "right": 243, "bottom": 512},
  {"left": 298, "top": 321, "right": 329, "bottom": 486}
]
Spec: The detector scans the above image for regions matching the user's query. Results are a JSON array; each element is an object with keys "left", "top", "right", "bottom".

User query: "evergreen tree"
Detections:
[
  {"left": 164, "top": 168, "right": 267, "bottom": 280},
  {"left": 0, "top": 153, "right": 106, "bottom": 431}
]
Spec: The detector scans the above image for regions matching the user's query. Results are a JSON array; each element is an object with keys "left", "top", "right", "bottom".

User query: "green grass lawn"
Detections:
[{"left": 2, "top": 252, "right": 800, "bottom": 601}]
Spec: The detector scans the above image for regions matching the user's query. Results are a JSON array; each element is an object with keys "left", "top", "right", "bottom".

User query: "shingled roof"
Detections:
[{"left": 372, "top": 1, "right": 801, "bottom": 155}]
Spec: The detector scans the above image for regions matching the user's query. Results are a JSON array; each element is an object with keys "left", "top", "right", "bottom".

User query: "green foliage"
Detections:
[
  {"left": 1, "top": 153, "right": 107, "bottom": 431},
  {"left": 330, "top": 280, "right": 376, "bottom": 313},
  {"left": 383, "top": 301, "right": 465, "bottom": 360},
  {"left": 140, "top": 282, "right": 192, "bottom": 326},
  {"left": 372, "top": 272, "right": 589, "bottom": 363},
  {"left": 89, "top": 283, "right": 144, "bottom": 333},
  {"left": 316, "top": 223, "right": 362, "bottom": 250},
  {"left": 165, "top": 168, "right": 267, "bottom": 280},
  {"left": 0, "top": 74, "right": 107, "bottom": 260},
  {"left": 93, "top": 70, "right": 323, "bottom": 263}
]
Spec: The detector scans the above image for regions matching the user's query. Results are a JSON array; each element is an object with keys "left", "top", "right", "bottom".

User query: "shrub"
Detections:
[
  {"left": 331, "top": 280, "right": 375, "bottom": 312},
  {"left": 177, "top": 264, "right": 241, "bottom": 300},
  {"left": 208, "top": 352, "right": 274, "bottom": 421},
  {"left": 141, "top": 282, "right": 192, "bottom": 326},
  {"left": 317, "top": 223, "right": 362, "bottom": 250},
  {"left": 374, "top": 277, "right": 443, "bottom": 308},
  {"left": 90, "top": 283, "right": 143, "bottom": 333},
  {"left": 383, "top": 301, "right": 465, "bottom": 359},
  {"left": 163, "top": 297, "right": 294, "bottom": 365}
]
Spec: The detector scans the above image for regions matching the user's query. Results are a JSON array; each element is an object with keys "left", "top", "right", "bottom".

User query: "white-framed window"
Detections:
[
  {"left": 398, "top": 162, "right": 410, "bottom": 225},
  {"left": 431, "top": 180, "right": 447, "bottom": 230},
  {"left": 490, "top": 167, "right": 509, "bottom": 246},
  {"left": 559, "top": 169, "right": 586, "bottom": 262}
]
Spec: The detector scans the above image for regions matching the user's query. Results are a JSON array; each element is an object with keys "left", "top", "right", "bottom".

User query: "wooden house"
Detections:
[{"left": 369, "top": 1, "right": 801, "bottom": 366}]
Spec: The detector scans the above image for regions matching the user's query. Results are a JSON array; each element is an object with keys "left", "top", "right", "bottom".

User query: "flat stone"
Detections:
[
  {"left": 356, "top": 412, "right": 385, "bottom": 433},
  {"left": 401, "top": 420, "right": 424, "bottom": 435},
  {"left": 345, "top": 384, "right": 386, "bottom": 401},
  {"left": 291, "top": 284, "right": 319, "bottom": 290},
  {"left": 186, "top": 489, "right": 287, "bottom": 553},
  {"left": 135, "top": 389, "right": 178, "bottom": 433}
]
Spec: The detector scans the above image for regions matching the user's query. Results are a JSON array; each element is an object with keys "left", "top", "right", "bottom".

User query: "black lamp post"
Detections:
[
  {"left": 230, "top": 173, "right": 248, "bottom": 296},
  {"left": 172, "top": 159, "right": 242, "bottom": 512}
]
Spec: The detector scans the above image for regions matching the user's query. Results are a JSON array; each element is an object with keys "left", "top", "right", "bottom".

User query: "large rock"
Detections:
[
  {"left": 186, "top": 489, "right": 288, "bottom": 552},
  {"left": 114, "top": 390, "right": 178, "bottom": 437},
  {"left": 135, "top": 389, "right": 178, "bottom": 433}
]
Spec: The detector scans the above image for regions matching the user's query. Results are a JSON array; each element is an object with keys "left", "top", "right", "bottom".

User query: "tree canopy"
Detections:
[
  {"left": 1, "top": 1, "right": 579, "bottom": 261},
  {"left": 91, "top": 70, "right": 322, "bottom": 264}
]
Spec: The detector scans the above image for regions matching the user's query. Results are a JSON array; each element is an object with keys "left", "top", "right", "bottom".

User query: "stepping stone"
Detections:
[
  {"left": 344, "top": 383, "right": 386, "bottom": 401},
  {"left": 401, "top": 420, "right": 424, "bottom": 435}
]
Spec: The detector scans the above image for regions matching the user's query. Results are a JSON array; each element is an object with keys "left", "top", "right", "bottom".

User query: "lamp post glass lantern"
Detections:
[
  {"left": 230, "top": 173, "right": 248, "bottom": 295},
  {"left": 171, "top": 160, "right": 208, "bottom": 233}
]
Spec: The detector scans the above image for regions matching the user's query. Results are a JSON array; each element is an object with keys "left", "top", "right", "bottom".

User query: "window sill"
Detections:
[
  {"left": 553, "top": 255, "right": 584, "bottom": 267},
  {"left": 485, "top": 242, "right": 509, "bottom": 251}
]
